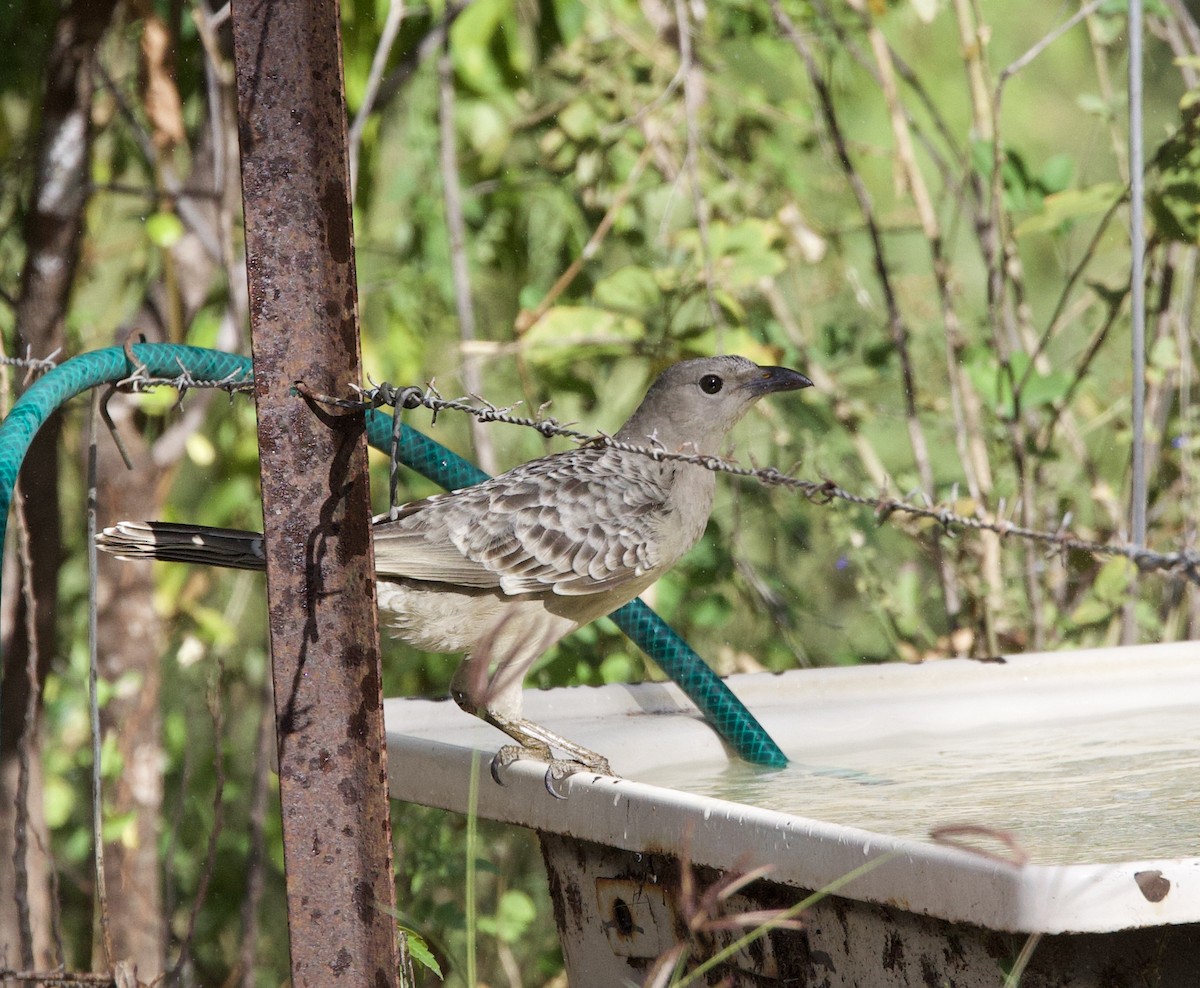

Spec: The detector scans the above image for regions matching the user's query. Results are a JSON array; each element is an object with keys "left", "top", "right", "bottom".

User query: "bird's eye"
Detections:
[{"left": 699, "top": 374, "right": 724, "bottom": 394}]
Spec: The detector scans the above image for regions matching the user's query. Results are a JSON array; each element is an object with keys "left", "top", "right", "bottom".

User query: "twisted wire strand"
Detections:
[
  {"left": 25, "top": 355, "right": 1197, "bottom": 586},
  {"left": 337, "top": 381, "right": 1200, "bottom": 586}
]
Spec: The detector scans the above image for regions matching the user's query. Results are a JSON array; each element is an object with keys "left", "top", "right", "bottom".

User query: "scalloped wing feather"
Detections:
[{"left": 370, "top": 447, "right": 670, "bottom": 597}]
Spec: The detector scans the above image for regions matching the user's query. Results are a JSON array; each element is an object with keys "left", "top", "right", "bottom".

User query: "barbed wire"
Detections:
[
  {"left": 2, "top": 348, "right": 63, "bottom": 375},
  {"left": 0, "top": 347, "right": 256, "bottom": 395},
  {"left": 8, "top": 351, "right": 1195, "bottom": 585},
  {"left": 317, "top": 380, "right": 1200, "bottom": 586},
  {"left": 116, "top": 366, "right": 255, "bottom": 395}
]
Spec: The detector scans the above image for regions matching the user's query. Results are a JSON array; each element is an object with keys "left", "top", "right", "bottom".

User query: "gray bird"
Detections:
[{"left": 98, "top": 356, "right": 811, "bottom": 786}]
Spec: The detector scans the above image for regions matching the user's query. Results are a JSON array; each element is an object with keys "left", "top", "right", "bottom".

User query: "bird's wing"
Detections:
[{"left": 371, "top": 447, "right": 670, "bottom": 596}]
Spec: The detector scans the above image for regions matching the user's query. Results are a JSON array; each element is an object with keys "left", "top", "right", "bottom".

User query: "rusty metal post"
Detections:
[{"left": 228, "top": 1, "right": 402, "bottom": 985}]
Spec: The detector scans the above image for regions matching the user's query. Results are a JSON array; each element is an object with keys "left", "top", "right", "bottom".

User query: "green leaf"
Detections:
[
  {"left": 1017, "top": 364, "right": 1071, "bottom": 409},
  {"left": 42, "top": 774, "right": 76, "bottom": 829},
  {"left": 145, "top": 211, "right": 184, "bottom": 248},
  {"left": 691, "top": 594, "right": 732, "bottom": 628},
  {"left": 449, "top": 0, "right": 512, "bottom": 95},
  {"left": 519, "top": 306, "right": 645, "bottom": 367},
  {"left": 970, "top": 138, "right": 996, "bottom": 181},
  {"left": 101, "top": 810, "right": 137, "bottom": 844},
  {"left": 890, "top": 566, "right": 923, "bottom": 638},
  {"left": 1038, "top": 154, "right": 1074, "bottom": 195},
  {"left": 593, "top": 265, "right": 660, "bottom": 311},
  {"left": 458, "top": 99, "right": 512, "bottom": 173},
  {"left": 674, "top": 219, "right": 786, "bottom": 289},
  {"left": 492, "top": 889, "right": 537, "bottom": 943},
  {"left": 1076, "top": 92, "right": 1111, "bottom": 117},
  {"left": 1069, "top": 596, "right": 1114, "bottom": 628},
  {"left": 1014, "top": 183, "right": 1123, "bottom": 237},
  {"left": 403, "top": 930, "right": 443, "bottom": 978},
  {"left": 558, "top": 99, "right": 599, "bottom": 142},
  {"left": 1093, "top": 556, "right": 1136, "bottom": 604},
  {"left": 599, "top": 652, "right": 636, "bottom": 683},
  {"left": 553, "top": 0, "right": 585, "bottom": 41},
  {"left": 964, "top": 351, "right": 1071, "bottom": 416}
]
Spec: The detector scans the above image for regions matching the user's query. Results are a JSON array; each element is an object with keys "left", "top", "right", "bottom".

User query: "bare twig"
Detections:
[
  {"left": 237, "top": 679, "right": 275, "bottom": 988},
  {"left": 349, "top": 0, "right": 406, "bottom": 197},
  {"left": 998, "top": 0, "right": 1105, "bottom": 85},
  {"left": 169, "top": 666, "right": 227, "bottom": 981},
  {"left": 672, "top": 0, "right": 721, "bottom": 335},
  {"left": 1081, "top": 0, "right": 1131, "bottom": 177},
  {"left": 950, "top": 0, "right": 993, "bottom": 141},
  {"left": 769, "top": 0, "right": 962, "bottom": 624},
  {"left": 86, "top": 393, "right": 115, "bottom": 969},
  {"left": 438, "top": 40, "right": 496, "bottom": 474},
  {"left": 11, "top": 491, "right": 41, "bottom": 968},
  {"left": 848, "top": 0, "right": 1002, "bottom": 652},
  {"left": 374, "top": 2, "right": 469, "bottom": 111},
  {"left": 514, "top": 142, "right": 655, "bottom": 335}
]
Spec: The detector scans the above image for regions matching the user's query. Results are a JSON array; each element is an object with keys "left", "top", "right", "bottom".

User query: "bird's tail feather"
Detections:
[{"left": 96, "top": 521, "right": 267, "bottom": 571}]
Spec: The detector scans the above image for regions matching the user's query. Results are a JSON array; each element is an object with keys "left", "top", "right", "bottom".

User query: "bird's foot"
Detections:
[{"left": 490, "top": 744, "right": 615, "bottom": 799}]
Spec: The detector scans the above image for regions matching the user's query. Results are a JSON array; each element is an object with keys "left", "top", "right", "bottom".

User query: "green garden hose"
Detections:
[{"left": 0, "top": 344, "right": 787, "bottom": 767}]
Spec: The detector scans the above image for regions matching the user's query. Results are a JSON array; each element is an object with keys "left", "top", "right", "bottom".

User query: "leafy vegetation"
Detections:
[{"left": 2, "top": 0, "right": 1198, "bottom": 984}]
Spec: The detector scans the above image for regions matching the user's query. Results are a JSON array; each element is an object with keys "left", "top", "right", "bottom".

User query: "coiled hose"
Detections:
[{"left": 0, "top": 344, "right": 787, "bottom": 767}]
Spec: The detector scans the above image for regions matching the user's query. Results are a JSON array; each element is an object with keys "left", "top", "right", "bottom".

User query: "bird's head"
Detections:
[{"left": 615, "top": 355, "right": 813, "bottom": 456}]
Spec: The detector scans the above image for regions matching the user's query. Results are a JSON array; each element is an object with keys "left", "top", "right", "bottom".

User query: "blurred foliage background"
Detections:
[{"left": 1, "top": 0, "right": 1198, "bottom": 983}]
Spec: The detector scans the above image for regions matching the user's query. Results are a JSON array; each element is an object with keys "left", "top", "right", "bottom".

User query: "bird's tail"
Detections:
[{"left": 96, "top": 521, "right": 267, "bottom": 571}]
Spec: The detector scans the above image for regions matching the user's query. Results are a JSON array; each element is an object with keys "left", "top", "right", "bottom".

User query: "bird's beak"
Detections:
[{"left": 743, "top": 366, "right": 814, "bottom": 396}]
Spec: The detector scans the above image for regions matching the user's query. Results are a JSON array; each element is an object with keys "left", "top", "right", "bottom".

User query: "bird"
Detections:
[{"left": 97, "top": 356, "right": 812, "bottom": 791}]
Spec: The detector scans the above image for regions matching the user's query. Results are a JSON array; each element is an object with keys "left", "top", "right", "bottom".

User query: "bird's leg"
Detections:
[
  {"left": 451, "top": 624, "right": 616, "bottom": 795},
  {"left": 485, "top": 714, "right": 614, "bottom": 777},
  {"left": 486, "top": 717, "right": 614, "bottom": 799},
  {"left": 451, "top": 669, "right": 615, "bottom": 796}
]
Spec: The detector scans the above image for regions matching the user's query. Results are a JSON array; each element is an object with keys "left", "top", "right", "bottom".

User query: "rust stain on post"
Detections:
[{"left": 228, "top": 0, "right": 401, "bottom": 984}]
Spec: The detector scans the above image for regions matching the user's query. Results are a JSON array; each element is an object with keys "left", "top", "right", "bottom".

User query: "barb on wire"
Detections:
[
  {"left": 2, "top": 348, "right": 63, "bottom": 379},
  {"left": 112, "top": 362, "right": 255, "bottom": 397}
]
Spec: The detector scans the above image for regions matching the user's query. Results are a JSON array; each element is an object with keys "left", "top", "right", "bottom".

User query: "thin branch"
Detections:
[
  {"left": 1018, "top": 187, "right": 1127, "bottom": 399},
  {"left": 769, "top": 0, "right": 962, "bottom": 623},
  {"left": 847, "top": 0, "right": 1002, "bottom": 650},
  {"left": 437, "top": 40, "right": 495, "bottom": 475},
  {"left": 168, "top": 666, "right": 227, "bottom": 981},
  {"left": 672, "top": 0, "right": 721, "bottom": 334},
  {"left": 237, "top": 678, "right": 275, "bottom": 988},
  {"left": 349, "top": 0, "right": 407, "bottom": 198},
  {"left": 950, "top": 0, "right": 993, "bottom": 141},
  {"left": 997, "top": 0, "right": 1106, "bottom": 85},
  {"left": 812, "top": 0, "right": 960, "bottom": 180},
  {"left": 86, "top": 393, "right": 115, "bottom": 969},
  {"left": 11, "top": 494, "right": 40, "bottom": 969},
  {"left": 373, "top": 2, "right": 469, "bottom": 112},
  {"left": 514, "top": 142, "right": 655, "bottom": 335}
]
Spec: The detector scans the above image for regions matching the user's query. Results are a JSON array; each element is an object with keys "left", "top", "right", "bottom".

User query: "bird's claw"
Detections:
[
  {"left": 489, "top": 745, "right": 615, "bottom": 799},
  {"left": 490, "top": 744, "right": 532, "bottom": 786}
]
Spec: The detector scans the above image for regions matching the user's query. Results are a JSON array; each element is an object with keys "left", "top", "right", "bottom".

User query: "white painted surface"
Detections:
[{"left": 385, "top": 640, "right": 1200, "bottom": 934}]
